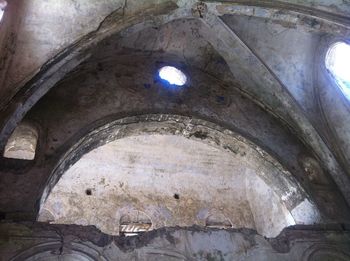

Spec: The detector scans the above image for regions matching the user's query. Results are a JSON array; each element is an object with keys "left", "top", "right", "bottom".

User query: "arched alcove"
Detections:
[{"left": 38, "top": 115, "right": 320, "bottom": 238}]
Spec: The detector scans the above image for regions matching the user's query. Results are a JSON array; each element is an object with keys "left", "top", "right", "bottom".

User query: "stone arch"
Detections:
[
  {"left": 0, "top": 4, "right": 348, "bottom": 205},
  {"left": 38, "top": 114, "right": 320, "bottom": 237}
]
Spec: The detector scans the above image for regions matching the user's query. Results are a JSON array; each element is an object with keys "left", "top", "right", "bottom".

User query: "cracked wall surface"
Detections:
[
  {"left": 0, "top": 1, "right": 350, "bottom": 259},
  {"left": 0, "top": 222, "right": 350, "bottom": 261},
  {"left": 39, "top": 134, "right": 302, "bottom": 238}
]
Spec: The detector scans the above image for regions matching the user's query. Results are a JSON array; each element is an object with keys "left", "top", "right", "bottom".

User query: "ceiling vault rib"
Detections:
[
  {"left": 203, "top": 0, "right": 350, "bottom": 26},
  {"left": 0, "top": 1, "right": 349, "bottom": 225},
  {"left": 201, "top": 13, "right": 350, "bottom": 205},
  {"left": 0, "top": 2, "right": 179, "bottom": 151}
]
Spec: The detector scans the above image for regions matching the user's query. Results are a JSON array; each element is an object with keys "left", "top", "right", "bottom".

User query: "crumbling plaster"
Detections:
[
  {"left": 0, "top": 222, "right": 349, "bottom": 261},
  {"left": 0, "top": 1, "right": 350, "bottom": 208},
  {"left": 0, "top": 1, "right": 349, "bottom": 257},
  {"left": 0, "top": 0, "right": 126, "bottom": 105},
  {"left": 39, "top": 134, "right": 299, "bottom": 237},
  {"left": 0, "top": 18, "right": 349, "bottom": 223},
  {"left": 1, "top": 42, "right": 348, "bottom": 223}
]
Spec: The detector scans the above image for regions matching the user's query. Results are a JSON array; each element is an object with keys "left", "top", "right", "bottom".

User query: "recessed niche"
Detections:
[{"left": 3, "top": 123, "right": 38, "bottom": 160}]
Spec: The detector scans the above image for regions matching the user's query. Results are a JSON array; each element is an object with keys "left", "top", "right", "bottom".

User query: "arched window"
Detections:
[
  {"left": 3, "top": 122, "right": 38, "bottom": 160},
  {"left": 0, "top": 1, "right": 7, "bottom": 22},
  {"left": 325, "top": 41, "right": 350, "bottom": 100}
]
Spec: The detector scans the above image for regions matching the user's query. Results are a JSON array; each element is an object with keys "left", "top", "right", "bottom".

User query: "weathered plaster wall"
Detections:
[
  {"left": 0, "top": 0, "right": 182, "bottom": 107},
  {"left": 1, "top": 0, "right": 350, "bottom": 208},
  {"left": 1, "top": 25, "right": 348, "bottom": 223},
  {"left": 0, "top": 1, "right": 350, "bottom": 250},
  {"left": 0, "top": 222, "right": 350, "bottom": 261},
  {"left": 0, "top": 0, "right": 122, "bottom": 106},
  {"left": 314, "top": 37, "right": 350, "bottom": 188},
  {"left": 1, "top": 0, "right": 349, "bottom": 108},
  {"left": 222, "top": 15, "right": 320, "bottom": 116},
  {"left": 39, "top": 134, "right": 299, "bottom": 237}
]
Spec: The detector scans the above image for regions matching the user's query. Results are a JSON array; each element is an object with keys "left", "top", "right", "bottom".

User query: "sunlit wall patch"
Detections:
[
  {"left": 325, "top": 41, "right": 350, "bottom": 100},
  {"left": 158, "top": 66, "right": 187, "bottom": 86}
]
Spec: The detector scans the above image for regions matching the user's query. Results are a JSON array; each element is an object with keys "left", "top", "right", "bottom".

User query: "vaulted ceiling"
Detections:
[{"left": 0, "top": 0, "right": 350, "bottom": 236}]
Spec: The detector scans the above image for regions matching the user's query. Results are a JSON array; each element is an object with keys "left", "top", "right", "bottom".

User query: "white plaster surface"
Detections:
[{"left": 40, "top": 134, "right": 301, "bottom": 237}]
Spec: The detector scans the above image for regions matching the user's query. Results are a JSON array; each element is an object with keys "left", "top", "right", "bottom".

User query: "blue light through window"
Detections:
[
  {"left": 326, "top": 42, "right": 350, "bottom": 100},
  {"left": 158, "top": 66, "right": 187, "bottom": 86}
]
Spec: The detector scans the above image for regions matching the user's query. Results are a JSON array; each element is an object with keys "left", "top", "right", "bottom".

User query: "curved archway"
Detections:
[
  {"left": 38, "top": 114, "right": 320, "bottom": 238},
  {"left": 0, "top": 1, "right": 350, "bottom": 259},
  {"left": 0, "top": 1, "right": 178, "bottom": 150},
  {"left": 0, "top": 5, "right": 348, "bottom": 207}
]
